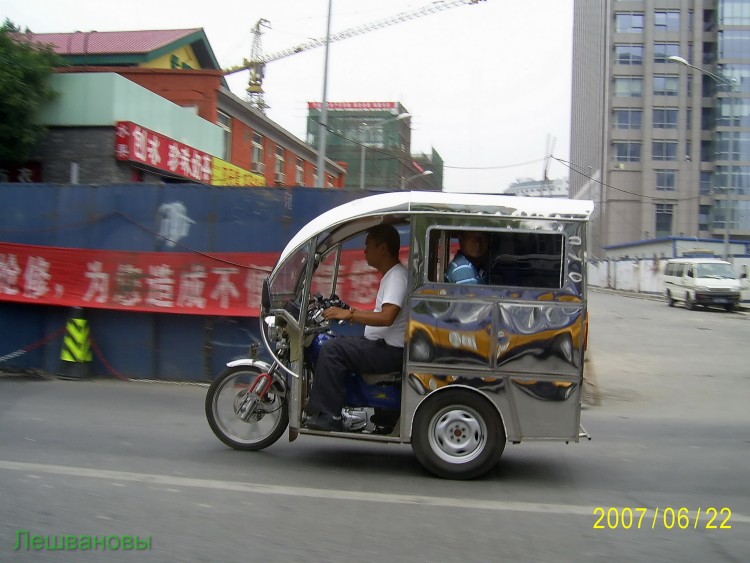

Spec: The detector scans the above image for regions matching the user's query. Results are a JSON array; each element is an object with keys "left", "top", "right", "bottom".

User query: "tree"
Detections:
[{"left": 0, "top": 19, "right": 63, "bottom": 166}]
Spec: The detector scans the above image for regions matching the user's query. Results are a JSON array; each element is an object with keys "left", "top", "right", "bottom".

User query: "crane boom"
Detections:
[{"left": 225, "top": 0, "right": 486, "bottom": 111}]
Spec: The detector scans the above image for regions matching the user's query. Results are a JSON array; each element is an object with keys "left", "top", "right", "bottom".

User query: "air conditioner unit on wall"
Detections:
[
  {"left": 275, "top": 173, "right": 285, "bottom": 183},
  {"left": 251, "top": 162, "right": 265, "bottom": 173}
]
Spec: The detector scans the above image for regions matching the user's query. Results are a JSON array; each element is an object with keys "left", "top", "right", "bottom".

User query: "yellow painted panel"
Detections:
[
  {"left": 141, "top": 45, "right": 201, "bottom": 69},
  {"left": 211, "top": 157, "right": 266, "bottom": 187}
]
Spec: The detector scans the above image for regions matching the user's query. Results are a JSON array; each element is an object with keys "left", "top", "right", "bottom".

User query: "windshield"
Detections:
[
  {"left": 267, "top": 241, "right": 311, "bottom": 322},
  {"left": 696, "top": 263, "right": 737, "bottom": 279}
]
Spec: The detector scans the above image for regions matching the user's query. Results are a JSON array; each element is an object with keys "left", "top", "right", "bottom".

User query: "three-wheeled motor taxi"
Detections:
[{"left": 206, "top": 191, "right": 594, "bottom": 479}]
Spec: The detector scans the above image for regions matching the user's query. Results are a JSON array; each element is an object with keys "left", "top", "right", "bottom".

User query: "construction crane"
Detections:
[{"left": 225, "top": 0, "right": 486, "bottom": 112}]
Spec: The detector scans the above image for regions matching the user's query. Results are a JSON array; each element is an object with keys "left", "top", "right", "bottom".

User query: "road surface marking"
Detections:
[{"left": 1, "top": 459, "right": 748, "bottom": 523}]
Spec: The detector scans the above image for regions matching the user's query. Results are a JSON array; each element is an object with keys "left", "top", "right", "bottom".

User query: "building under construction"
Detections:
[{"left": 306, "top": 101, "right": 443, "bottom": 191}]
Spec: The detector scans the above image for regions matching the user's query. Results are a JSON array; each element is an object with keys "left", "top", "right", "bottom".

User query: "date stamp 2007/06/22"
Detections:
[{"left": 593, "top": 507, "right": 732, "bottom": 530}]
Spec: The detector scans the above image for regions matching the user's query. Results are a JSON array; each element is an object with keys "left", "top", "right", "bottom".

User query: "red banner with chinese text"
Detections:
[
  {"left": 0, "top": 243, "right": 383, "bottom": 316},
  {"left": 115, "top": 121, "right": 214, "bottom": 183}
]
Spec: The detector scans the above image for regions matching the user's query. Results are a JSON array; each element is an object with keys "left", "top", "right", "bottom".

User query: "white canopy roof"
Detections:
[{"left": 279, "top": 191, "right": 594, "bottom": 264}]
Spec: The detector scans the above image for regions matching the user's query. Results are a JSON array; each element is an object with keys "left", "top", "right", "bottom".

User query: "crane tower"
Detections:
[{"left": 225, "top": 0, "right": 486, "bottom": 112}]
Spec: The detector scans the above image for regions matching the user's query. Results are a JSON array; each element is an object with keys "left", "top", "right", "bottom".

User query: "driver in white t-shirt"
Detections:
[{"left": 304, "top": 224, "right": 407, "bottom": 432}]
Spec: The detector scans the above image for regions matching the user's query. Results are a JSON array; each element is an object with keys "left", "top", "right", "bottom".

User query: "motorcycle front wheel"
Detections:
[{"left": 205, "top": 365, "right": 288, "bottom": 451}]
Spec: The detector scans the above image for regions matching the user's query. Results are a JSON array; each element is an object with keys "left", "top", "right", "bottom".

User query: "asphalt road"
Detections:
[{"left": 0, "top": 290, "right": 748, "bottom": 562}]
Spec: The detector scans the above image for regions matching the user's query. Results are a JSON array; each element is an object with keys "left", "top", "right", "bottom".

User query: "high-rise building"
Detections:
[{"left": 571, "top": 0, "right": 750, "bottom": 258}]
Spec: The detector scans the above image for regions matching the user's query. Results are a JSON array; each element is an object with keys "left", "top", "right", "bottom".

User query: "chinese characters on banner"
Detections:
[
  {"left": 115, "top": 121, "right": 213, "bottom": 183},
  {"left": 0, "top": 243, "right": 381, "bottom": 316}
]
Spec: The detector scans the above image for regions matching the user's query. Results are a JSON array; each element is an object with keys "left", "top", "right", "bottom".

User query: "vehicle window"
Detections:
[
  {"left": 427, "top": 228, "right": 565, "bottom": 289},
  {"left": 267, "top": 241, "right": 311, "bottom": 322},
  {"left": 697, "top": 263, "right": 736, "bottom": 279},
  {"left": 687, "top": 266, "right": 694, "bottom": 278},
  {"left": 311, "top": 248, "right": 340, "bottom": 298}
]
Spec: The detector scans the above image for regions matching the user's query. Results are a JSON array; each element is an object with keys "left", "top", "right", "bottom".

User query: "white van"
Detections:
[{"left": 663, "top": 258, "right": 741, "bottom": 311}]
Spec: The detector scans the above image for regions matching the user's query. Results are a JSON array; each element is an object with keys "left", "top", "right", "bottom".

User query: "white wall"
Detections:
[{"left": 588, "top": 258, "right": 750, "bottom": 303}]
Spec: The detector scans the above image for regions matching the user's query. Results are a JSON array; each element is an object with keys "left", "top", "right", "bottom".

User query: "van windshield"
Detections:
[{"left": 696, "top": 263, "right": 736, "bottom": 279}]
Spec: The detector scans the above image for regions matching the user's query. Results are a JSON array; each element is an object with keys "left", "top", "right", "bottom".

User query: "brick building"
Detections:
[{"left": 17, "top": 28, "right": 347, "bottom": 188}]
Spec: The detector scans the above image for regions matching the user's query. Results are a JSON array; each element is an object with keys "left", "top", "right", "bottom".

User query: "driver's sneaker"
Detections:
[{"left": 303, "top": 413, "right": 343, "bottom": 432}]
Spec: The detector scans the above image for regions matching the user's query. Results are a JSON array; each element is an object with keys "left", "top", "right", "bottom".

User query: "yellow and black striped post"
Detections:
[{"left": 59, "top": 307, "right": 92, "bottom": 379}]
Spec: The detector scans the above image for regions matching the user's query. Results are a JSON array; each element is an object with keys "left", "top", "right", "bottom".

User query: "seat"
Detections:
[{"left": 359, "top": 371, "right": 402, "bottom": 385}]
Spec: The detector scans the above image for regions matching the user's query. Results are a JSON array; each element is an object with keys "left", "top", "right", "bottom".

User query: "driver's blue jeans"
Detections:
[{"left": 306, "top": 336, "right": 404, "bottom": 416}]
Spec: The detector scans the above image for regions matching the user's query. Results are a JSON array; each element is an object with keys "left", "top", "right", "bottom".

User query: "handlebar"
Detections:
[{"left": 307, "top": 293, "right": 350, "bottom": 326}]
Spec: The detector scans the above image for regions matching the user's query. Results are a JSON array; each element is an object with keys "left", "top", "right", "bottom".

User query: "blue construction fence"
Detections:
[{"left": 0, "top": 183, "right": 373, "bottom": 381}]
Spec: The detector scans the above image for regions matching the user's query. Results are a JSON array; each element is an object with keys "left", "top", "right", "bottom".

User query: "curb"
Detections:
[{"left": 589, "top": 286, "right": 749, "bottom": 311}]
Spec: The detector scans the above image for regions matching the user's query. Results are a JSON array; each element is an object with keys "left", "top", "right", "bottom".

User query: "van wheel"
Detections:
[
  {"left": 724, "top": 303, "right": 737, "bottom": 312},
  {"left": 411, "top": 390, "right": 505, "bottom": 480},
  {"left": 685, "top": 294, "right": 695, "bottom": 310},
  {"left": 666, "top": 291, "right": 675, "bottom": 307}
]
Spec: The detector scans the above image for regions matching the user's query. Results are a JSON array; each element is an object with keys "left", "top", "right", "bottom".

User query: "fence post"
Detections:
[{"left": 59, "top": 307, "right": 92, "bottom": 379}]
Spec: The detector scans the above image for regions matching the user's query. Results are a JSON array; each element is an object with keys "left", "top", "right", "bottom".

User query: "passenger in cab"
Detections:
[
  {"left": 445, "top": 231, "right": 489, "bottom": 284},
  {"left": 303, "top": 224, "right": 408, "bottom": 432}
]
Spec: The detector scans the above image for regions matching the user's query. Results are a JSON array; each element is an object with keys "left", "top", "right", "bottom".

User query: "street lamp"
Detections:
[
  {"left": 668, "top": 55, "right": 737, "bottom": 261},
  {"left": 359, "top": 112, "right": 411, "bottom": 190},
  {"left": 401, "top": 170, "right": 433, "bottom": 190},
  {"left": 315, "top": 0, "right": 333, "bottom": 188}
]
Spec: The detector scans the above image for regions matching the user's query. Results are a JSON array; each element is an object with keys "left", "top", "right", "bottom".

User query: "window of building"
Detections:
[
  {"left": 426, "top": 228, "right": 565, "bottom": 289},
  {"left": 252, "top": 133, "right": 264, "bottom": 173},
  {"left": 655, "top": 169, "right": 677, "bottom": 191},
  {"left": 653, "top": 75, "right": 680, "bottom": 96},
  {"left": 614, "top": 77, "right": 643, "bottom": 97},
  {"left": 652, "top": 141, "right": 679, "bottom": 161},
  {"left": 654, "top": 11, "right": 680, "bottom": 32},
  {"left": 715, "top": 165, "right": 750, "bottom": 195},
  {"left": 653, "top": 42, "right": 681, "bottom": 63},
  {"left": 700, "top": 171, "right": 712, "bottom": 195},
  {"left": 716, "top": 131, "right": 750, "bottom": 160},
  {"left": 295, "top": 158, "right": 304, "bottom": 185},
  {"left": 615, "top": 12, "right": 644, "bottom": 33},
  {"left": 655, "top": 203, "right": 674, "bottom": 237},
  {"left": 653, "top": 108, "right": 678, "bottom": 128},
  {"left": 614, "top": 108, "right": 643, "bottom": 129},
  {"left": 717, "top": 98, "right": 750, "bottom": 126},
  {"left": 720, "top": 0, "right": 750, "bottom": 26},
  {"left": 718, "top": 63, "right": 750, "bottom": 94},
  {"left": 614, "top": 142, "right": 641, "bottom": 162},
  {"left": 274, "top": 146, "right": 285, "bottom": 183},
  {"left": 312, "top": 168, "right": 318, "bottom": 188},
  {"left": 699, "top": 205, "right": 711, "bottom": 231},
  {"left": 719, "top": 30, "right": 750, "bottom": 59},
  {"left": 615, "top": 44, "right": 644, "bottom": 64},
  {"left": 217, "top": 111, "right": 232, "bottom": 161}
]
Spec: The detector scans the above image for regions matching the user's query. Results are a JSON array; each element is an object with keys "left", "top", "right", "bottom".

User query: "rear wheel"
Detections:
[
  {"left": 666, "top": 291, "right": 675, "bottom": 307},
  {"left": 205, "top": 365, "right": 288, "bottom": 451},
  {"left": 724, "top": 303, "right": 737, "bottom": 312},
  {"left": 411, "top": 390, "right": 505, "bottom": 480}
]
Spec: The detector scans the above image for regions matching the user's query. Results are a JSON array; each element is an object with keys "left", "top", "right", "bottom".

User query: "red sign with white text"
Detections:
[
  {"left": 307, "top": 101, "right": 397, "bottom": 111},
  {"left": 115, "top": 121, "right": 213, "bottom": 183},
  {"left": 0, "top": 243, "right": 383, "bottom": 316}
]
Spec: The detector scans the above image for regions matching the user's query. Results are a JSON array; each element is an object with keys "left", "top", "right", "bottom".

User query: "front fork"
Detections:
[{"left": 233, "top": 362, "right": 281, "bottom": 422}]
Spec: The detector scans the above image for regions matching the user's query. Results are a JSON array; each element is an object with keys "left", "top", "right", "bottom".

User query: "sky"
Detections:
[{"left": 4, "top": 0, "right": 574, "bottom": 193}]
